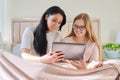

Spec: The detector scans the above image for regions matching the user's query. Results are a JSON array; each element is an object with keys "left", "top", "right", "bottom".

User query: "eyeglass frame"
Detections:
[{"left": 72, "top": 25, "right": 86, "bottom": 31}]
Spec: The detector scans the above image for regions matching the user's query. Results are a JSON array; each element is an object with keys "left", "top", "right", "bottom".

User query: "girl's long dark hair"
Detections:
[{"left": 33, "top": 6, "right": 66, "bottom": 56}]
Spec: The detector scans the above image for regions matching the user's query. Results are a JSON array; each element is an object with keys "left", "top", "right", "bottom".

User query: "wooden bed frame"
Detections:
[{"left": 11, "top": 18, "right": 100, "bottom": 51}]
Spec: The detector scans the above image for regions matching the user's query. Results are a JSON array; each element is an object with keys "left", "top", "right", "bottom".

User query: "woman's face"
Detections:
[
  {"left": 45, "top": 13, "right": 63, "bottom": 32},
  {"left": 73, "top": 19, "right": 87, "bottom": 37}
]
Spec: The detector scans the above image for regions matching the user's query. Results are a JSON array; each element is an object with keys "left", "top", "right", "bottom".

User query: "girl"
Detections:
[{"left": 63, "top": 13, "right": 102, "bottom": 69}]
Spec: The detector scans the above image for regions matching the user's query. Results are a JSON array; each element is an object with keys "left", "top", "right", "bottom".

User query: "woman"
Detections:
[
  {"left": 63, "top": 13, "right": 102, "bottom": 69},
  {"left": 21, "top": 6, "right": 66, "bottom": 63}
]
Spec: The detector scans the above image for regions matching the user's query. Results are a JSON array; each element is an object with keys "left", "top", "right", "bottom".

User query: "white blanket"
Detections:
[{"left": 0, "top": 49, "right": 120, "bottom": 80}]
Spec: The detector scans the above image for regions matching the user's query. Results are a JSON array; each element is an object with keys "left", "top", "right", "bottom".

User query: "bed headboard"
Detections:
[{"left": 11, "top": 18, "right": 100, "bottom": 49}]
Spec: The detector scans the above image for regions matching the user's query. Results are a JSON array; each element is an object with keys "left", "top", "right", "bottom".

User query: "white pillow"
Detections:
[{"left": 13, "top": 43, "right": 21, "bottom": 57}]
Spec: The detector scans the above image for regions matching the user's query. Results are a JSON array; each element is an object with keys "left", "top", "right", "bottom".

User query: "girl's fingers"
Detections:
[{"left": 96, "top": 62, "right": 103, "bottom": 68}]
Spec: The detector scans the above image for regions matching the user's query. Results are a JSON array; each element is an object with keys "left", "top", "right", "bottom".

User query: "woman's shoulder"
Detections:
[
  {"left": 22, "top": 27, "right": 36, "bottom": 38},
  {"left": 25, "top": 27, "right": 35, "bottom": 32}
]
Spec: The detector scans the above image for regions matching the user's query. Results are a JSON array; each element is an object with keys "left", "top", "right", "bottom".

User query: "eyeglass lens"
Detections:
[{"left": 73, "top": 25, "right": 86, "bottom": 30}]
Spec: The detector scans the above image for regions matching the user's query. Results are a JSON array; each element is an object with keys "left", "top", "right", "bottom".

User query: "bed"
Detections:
[{"left": 0, "top": 18, "right": 120, "bottom": 80}]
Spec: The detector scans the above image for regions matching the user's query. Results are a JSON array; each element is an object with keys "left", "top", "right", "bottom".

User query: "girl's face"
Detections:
[
  {"left": 73, "top": 19, "right": 87, "bottom": 37},
  {"left": 45, "top": 13, "right": 63, "bottom": 32}
]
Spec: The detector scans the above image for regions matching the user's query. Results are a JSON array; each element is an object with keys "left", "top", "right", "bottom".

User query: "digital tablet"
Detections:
[{"left": 52, "top": 42, "right": 86, "bottom": 60}]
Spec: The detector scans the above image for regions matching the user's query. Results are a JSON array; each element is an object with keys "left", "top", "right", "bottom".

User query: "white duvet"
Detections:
[{"left": 0, "top": 49, "right": 120, "bottom": 80}]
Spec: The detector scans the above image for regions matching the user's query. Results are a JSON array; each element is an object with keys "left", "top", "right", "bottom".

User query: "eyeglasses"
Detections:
[{"left": 72, "top": 25, "right": 86, "bottom": 30}]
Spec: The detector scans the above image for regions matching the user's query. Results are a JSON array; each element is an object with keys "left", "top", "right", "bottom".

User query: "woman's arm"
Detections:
[
  {"left": 21, "top": 48, "right": 64, "bottom": 63},
  {"left": 21, "top": 48, "right": 44, "bottom": 62}
]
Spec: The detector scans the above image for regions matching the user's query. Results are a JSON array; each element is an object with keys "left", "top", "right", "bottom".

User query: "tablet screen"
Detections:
[{"left": 52, "top": 42, "right": 86, "bottom": 60}]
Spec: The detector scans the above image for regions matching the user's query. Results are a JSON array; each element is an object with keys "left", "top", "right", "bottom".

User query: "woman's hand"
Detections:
[{"left": 41, "top": 49, "right": 64, "bottom": 63}]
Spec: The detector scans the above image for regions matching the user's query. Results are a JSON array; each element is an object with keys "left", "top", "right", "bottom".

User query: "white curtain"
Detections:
[
  {"left": 0, "top": 0, "right": 4, "bottom": 49},
  {"left": 0, "top": 32, "right": 3, "bottom": 48},
  {"left": 0, "top": 0, "right": 4, "bottom": 32}
]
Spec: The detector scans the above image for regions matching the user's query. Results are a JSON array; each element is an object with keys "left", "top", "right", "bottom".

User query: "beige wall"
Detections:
[{"left": 2, "top": 0, "right": 120, "bottom": 51}]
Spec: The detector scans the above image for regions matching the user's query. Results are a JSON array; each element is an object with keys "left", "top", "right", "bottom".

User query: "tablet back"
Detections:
[{"left": 52, "top": 42, "right": 86, "bottom": 60}]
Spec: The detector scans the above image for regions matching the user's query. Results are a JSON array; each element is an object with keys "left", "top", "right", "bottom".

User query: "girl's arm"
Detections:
[{"left": 66, "top": 60, "right": 103, "bottom": 70}]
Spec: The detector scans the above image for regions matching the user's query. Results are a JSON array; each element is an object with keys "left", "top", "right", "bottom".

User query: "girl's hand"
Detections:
[
  {"left": 42, "top": 49, "right": 64, "bottom": 63},
  {"left": 66, "top": 60, "right": 103, "bottom": 70},
  {"left": 87, "top": 61, "right": 103, "bottom": 69},
  {"left": 66, "top": 60, "right": 86, "bottom": 70}
]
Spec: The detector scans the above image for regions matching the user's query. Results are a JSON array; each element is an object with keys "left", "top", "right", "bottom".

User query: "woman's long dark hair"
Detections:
[{"left": 33, "top": 6, "right": 66, "bottom": 56}]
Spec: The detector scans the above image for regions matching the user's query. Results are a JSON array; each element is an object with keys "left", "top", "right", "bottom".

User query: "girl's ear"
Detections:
[{"left": 45, "top": 14, "right": 48, "bottom": 20}]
